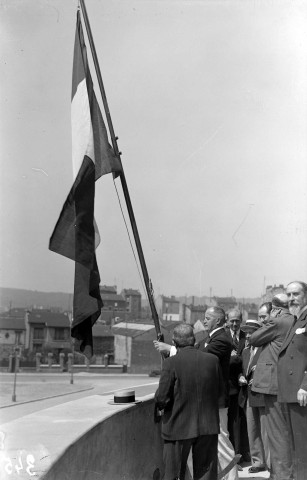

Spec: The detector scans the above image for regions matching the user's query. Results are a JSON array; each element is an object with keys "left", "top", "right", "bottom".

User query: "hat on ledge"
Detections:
[
  {"left": 114, "top": 390, "right": 135, "bottom": 403},
  {"left": 108, "top": 389, "right": 140, "bottom": 405}
]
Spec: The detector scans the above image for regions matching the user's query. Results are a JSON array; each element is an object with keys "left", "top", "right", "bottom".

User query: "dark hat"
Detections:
[
  {"left": 241, "top": 319, "right": 262, "bottom": 333},
  {"left": 108, "top": 389, "right": 141, "bottom": 406}
]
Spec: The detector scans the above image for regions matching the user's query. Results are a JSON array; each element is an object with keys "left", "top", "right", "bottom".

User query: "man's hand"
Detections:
[
  {"left": 231, "top": 349, "right": 238, "bottom": 357},
  {"left": 238, "top": 375, "right": 247, "bottom": 386},
  {"left": 297, "top": 388, "right": 307, "bottom": 407},
  {"left": 153, "top": 341, "right": 172, "bottom": 354}
]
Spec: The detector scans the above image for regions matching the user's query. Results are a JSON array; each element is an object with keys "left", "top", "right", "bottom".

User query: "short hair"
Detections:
[
  {"left": 172, "top": 323, "right": 195, "bottom": 348},
  {"left": 287, "top": 281, "right": 307, "bottom": 295},
  {"left": 206, "top": 306, "right": 226, "bottom": 325},
  {"left": 259, "top": 302, "right": 272, "bottom": 314},
  {"left": 227, "top": 308, "right": 242, "bottom": 321}
]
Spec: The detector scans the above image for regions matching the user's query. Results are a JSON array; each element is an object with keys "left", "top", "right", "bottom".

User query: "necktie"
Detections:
[
  {"left": 247, "top": 346, "right": 257, "bottom": 375},
  {"left": 233, "top": 334, "right": 239, "bottom": 351}
]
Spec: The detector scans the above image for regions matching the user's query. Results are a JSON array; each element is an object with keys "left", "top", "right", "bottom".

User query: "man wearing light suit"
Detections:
[
  {"left": 278, "top": 281, "right": 307, "bottom": 480},
  {"left": 249, "top": 293, "right": 294, "bottom": 480}
]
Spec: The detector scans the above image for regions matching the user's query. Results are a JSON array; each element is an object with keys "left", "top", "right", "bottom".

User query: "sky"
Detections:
[{"left": 0, "top": 0, "right": 306, "bottom": 300}]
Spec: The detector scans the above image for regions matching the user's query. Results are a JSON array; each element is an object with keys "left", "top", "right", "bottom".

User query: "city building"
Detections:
[
  {"left": 262, "top": 284, "right": 285, "bottom": 302},
  {"left": 25, "top": 309, "right": 71, "bottom": 359},
  {"left": 0, "top": 315, "right": 26, "bottom": 360},
  {"left": 156, "top": 295, "right": 180, "bottom": 321},
  {"left": 121, "top": 288, "right": 141, "bottom": 318},
  {"left": 181, "top": 304, "right": 207, "bottom": 326},
  {"left": 99, "top": 285, "right": 127, "bottom": 324},
  {"left": 92, "top": 324, "right": 114, "bottom": 362},
  {"left": 214, "top": 296, "right": 237, "bottom": 311},
  {"left": 112, "top": 321, "right": 173, "bottom": 373}
]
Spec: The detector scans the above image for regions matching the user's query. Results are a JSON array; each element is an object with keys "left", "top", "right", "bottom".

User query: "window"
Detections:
[
  {"left": 54, "top": 328, "right": 65, "bottom": 341},
  {"left": 15, "top": 331, "right": 22, "bottom": 344},
  {"left": 33, "top": 328, "right": 44, "bottom": 340}
]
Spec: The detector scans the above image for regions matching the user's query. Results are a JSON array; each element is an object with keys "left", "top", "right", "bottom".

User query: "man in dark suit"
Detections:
[
  {"left": 155, "top": 323, "right": 223, "bottom": 480},
  {"left": 197, "top": 307, "right": 239, "bottom": 480},
  {"left": 154, "top": 307, "right": 239, "bottom": 480},
  {"left": 278, "top": 281, "right": 307, "bottom": 480},
  {"left": 225, "top": 309, "right": 249, "bottom": 463},
  {"left": 249, "top": 293, "right": 294, "bottom": 480}
]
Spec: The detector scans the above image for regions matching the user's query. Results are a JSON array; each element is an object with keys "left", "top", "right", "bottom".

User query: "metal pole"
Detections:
[
  {"left": 12, "top": 347, "right": 18, "bottom": 402},
  {"left": 79, "top": 0, "right": 163, "bottom": 341},
  {"left": 70, "top": 342, "right": 74, "bottom": 384}
]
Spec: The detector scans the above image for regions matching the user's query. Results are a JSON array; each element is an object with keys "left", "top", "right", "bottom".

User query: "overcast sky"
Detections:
[{"left": 1, "top": 0, "right": 306, "bottom": 300}]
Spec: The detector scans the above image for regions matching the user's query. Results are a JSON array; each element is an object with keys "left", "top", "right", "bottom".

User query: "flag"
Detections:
[{"left": 49, "top": 11, "right": 121, "bottom": 358}]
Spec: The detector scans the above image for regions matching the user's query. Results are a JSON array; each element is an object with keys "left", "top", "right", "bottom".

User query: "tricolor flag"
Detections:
[{"left": 49, "top": 11, "right": 121, "bottom": 358}]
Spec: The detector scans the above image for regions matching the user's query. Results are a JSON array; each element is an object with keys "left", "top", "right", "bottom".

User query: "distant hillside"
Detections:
[
  {"left": 0, "top": 287, "right": 72, "bottom": 311},
  {"left": 0, "top": 287, "right": 261, "bottom": 313}
]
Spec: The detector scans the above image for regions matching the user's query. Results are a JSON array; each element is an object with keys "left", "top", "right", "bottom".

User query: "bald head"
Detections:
[
  {"left": 270, "top": 293, "right": 289, "bottom": 318},
  {"left": 272, "top": 294, "right": 288, "bottom": 309},
  {"left": 227, "top": 308, "right": 242, "bottom": 333}
]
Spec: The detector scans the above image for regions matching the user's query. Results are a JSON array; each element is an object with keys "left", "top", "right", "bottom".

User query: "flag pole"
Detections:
[{"left": 79, "top": 0, "right": 163, "bottom": 342}]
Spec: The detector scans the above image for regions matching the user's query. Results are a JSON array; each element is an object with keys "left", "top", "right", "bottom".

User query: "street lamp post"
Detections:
[
  {"left": 12, "top": 346, "right": 19, "bottom": 402},
  {"left": 70, "top": 343, "right": 74, "bottom": 385}
]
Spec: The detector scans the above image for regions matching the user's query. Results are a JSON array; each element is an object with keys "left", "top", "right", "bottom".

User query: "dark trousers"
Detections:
[
  {"left": 281, "top": 402, "right": 307, "bottom": 480},
  {"left": 264, "top": 395, "right": 293, "bottom": 480},
  {"left": 163, "top": 434, "right": 218, "bottom": 480},
  {"left": 228, "top": 393, "right": 249, "bottom": 458}
]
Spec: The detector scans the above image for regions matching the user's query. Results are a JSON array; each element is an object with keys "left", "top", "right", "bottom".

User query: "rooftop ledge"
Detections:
[{"left": 0, "top": 393, "right": 166, "bottom": 480}]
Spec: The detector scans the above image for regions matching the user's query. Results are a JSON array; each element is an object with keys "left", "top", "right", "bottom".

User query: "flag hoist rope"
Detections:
[{"left": 79, "top": 0, "right": 164, "bottom": 343}]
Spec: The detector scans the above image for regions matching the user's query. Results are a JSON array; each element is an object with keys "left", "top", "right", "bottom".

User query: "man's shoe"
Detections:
[{"left": 248, "top": 466, "right": 266, "bottom": 473}]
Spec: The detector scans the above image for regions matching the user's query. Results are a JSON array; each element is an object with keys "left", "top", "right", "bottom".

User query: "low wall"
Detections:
[{"left": 42, "top": 395, "right": 164, "bottom": 480}]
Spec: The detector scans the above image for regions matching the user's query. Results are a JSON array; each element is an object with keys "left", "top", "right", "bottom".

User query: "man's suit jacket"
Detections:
[
  {"left": 198, "top": 327, "right": 233, "bottom": 408},
  {"left": 249, "top": 311, "right": 293, "bottom": 396},
  {"left": 238, "top": 346, "right": 264, "bottom": 409},
  {"left": 155, "top": 346, "right": 223, "bottom": 441},
  {"left": 278, "top": 308, "right": 307, "bottom": 403},
  {"left": 226, "top": 328, "right": 246, "bottom": 395}
]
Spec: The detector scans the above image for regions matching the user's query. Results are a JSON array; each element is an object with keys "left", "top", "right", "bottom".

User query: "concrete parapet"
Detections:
[
  {"left": 42, "top": 394, "right": 164, "bottom": 480},
  {"left": 1, "top": 394, "right": 164, "bottom": 480}
]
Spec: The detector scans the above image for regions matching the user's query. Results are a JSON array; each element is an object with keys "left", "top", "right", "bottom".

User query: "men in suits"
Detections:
[
  {"left": 249, "top": 293, "right": 294, "bottom": 480},
  {"left": 278, "top": 281, "right": 307, "bottom": 480},
  {"left": 155, "top": 323, "right": 223, "bottom": 480},
  {"left": 238, "top": 319, "right": 270, "bottom": 474},
  {"left": 226, "top": 309, "right": 249, "bottom": 463},
  {"left": 154, "top": 307, "right": 239, "bottom": 480}
]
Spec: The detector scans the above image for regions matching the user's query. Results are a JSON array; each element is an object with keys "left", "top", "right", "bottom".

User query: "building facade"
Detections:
[
  {"left": 156, "top": 295, "right": 180, "bottom": 321},
  {"left": 121, "top": 289, "right": 141, "bottom": 318},
  {"left": 181, "top": 304, "right": 207, "bottom": 326},
  {"left": 25, "top": 309, "right": 71, "bottom": 360},
  {"left": 0, "top": 316, "right": 26, "bottom": 360}
]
